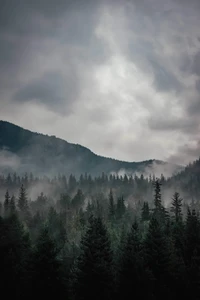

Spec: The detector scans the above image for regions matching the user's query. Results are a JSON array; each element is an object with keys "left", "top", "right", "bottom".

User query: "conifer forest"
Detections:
[{"left": 1, "top": 158, "right": 200, "bottom": 299}]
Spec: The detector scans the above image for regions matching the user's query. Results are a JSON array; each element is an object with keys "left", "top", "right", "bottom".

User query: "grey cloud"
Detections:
[
  {"left": 186, "top": 97, "right": 200, "bottom": 116},
  {"left": 148, "top": 116, "right": 199, "bottom": 134},
  {"left": 195, "top": 79, "right": 200, "bottom": 92},
  {"left": 192, "top": 51, "right": 200, "bottom": 76},
  {"left": 149, "top": 58, "right": 182, "bottom": 92},
  {"left": 168, "top": 141, "right": 200, "bottom": 165},
  {"left": 14, "top": 71, "right": 78, "bottom": 114},
  {"left": 1, "top": 0, "right": 200, "bottom": 165},
  {"left": 0, "top": 0, "right": 111, "bottom": 111}
]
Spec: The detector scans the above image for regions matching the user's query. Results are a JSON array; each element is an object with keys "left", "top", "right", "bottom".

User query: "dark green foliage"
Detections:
[
  {"left": 152, "top": 179, "right": 168, "bottom": 226},
  {"left": 0, "top": 214, "right": 31, "bottom": 298},
  {"left": 71, "top": 189, "right": 84, "bottom": 210},
  {"left": 4, "top": 189, "right": 10, "bottom": 216},
  {"left": 74, "top": 216, "right": 113, "bottom": 300},
  {"left": 118, "top": 221, "right": 154, "bottom": 299},
  {"left": 109, "top": 189, "right": 115, "bottom": 220},
  {"left": 0, "top": 121, "right": 166, "bottom": 177},
  {"left": 171, "top": 192, "right": 183, "bottom": 223},
  {"left": 18, "top": 184, "right": 28, "bottom": 212},
  {"left": 116, "top": 196, "right": 126, "bottom": 219},
  {"left": 10, "top": 195, "right": 16, "bottom": 214},
  {"left": 32, "top": 226, "right": 65, "bottom": 298},
  {"left": 0, "top": 163, "right": 200, "bottom": 299},
  {"left": 184, "top": 209, "right": 200, "bottom": 298},
  {"left": 47, "top": 207, "right": 67, "bottom": 250},
  {"left": 144, "top": 218, "right": 171, "bottom": 299},
  {"left": 141, "top": 201, "right": 150, "bottom": 221}
]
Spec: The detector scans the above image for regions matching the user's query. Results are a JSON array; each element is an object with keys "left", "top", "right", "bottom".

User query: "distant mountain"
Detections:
[{"left": 0, "top": 121, "right": 181, "bottom": 177}]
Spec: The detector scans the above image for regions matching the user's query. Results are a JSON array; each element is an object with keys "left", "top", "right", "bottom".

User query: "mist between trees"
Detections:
[{"left": 1, "top": 162, "right": 200, "bottom": 299}]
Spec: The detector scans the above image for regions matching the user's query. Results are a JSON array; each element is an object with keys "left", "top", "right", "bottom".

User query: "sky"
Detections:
[{"left": 0, "top": 0, "right": 200, "bottom": 165}]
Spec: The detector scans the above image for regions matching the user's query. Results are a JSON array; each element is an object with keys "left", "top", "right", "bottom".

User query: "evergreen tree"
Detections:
[
  {"left": 0, "top": 214, "right": 31, "bottom": 299},
  {"left": 144, "top": 217, "right": 171, "bottom": 299},
  {"left": 116, "top": 196, "right": 126, "bottom": 219},
  {"left": 185, "top": 209, "right": 200, "bottom": 298},
  {"left": 10, "top": 195, "right": 16, "bottom": 214},
  {"left": 171, "top": 192, "right": 183, "bottom": 223},
  {"left": 152, "top": 179, "right": 167, "bottom": 226},
  {"left": 71, "top": 189, "right": 84, "bottom": 210},
  {"left": 153, "top": 179, "right": 162, "bottom": 210},
  {"left": 47, "top": 207, "right": 67, "bottom": 250},
  {"left": 118, "top": 221, "right": 153, "bottom": 299},
  {"left": 68, "top": 174, "right": 77, "bottom": 192},
  {"left": 74, "top": 216, "right": 113, "bottom": 300},
  {"left": 18, "top": 184, "right": 28, "bottom": 212},
  {"left": 32, "top": 226, "right": 65, "bottom": 298},
  {"left": 141, "top": 202, "right": 150, "bottom": 222},
  {"left": 109, "top": 189, "right": 115, "bottom": 220},
  {"left": 185, "top": 208, "right": 200, "bottom": 264},
  {"left": 4, "top": 189, "right": 10, "bottom": 216}
]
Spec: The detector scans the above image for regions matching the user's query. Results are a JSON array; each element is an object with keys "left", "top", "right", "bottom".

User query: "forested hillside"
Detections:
[{"left": 0, "top": 120, "right": 181, "bottom": 176}]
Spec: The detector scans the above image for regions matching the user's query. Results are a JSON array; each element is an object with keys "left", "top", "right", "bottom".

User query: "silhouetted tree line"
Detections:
[{"left": 1, "top": 178, "right": 200, "bottom": 299}]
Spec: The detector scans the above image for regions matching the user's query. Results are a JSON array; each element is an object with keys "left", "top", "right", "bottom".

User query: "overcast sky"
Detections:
[{"left": 0, "top": 0, "right": 200, "bottom": 165}]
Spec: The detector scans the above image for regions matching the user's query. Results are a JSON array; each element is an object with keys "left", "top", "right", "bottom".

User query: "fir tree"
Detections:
[
  {"left": 116, "top": 196, "right": 126, "bottom": 219},
  {"left": 18, "top": 184, "right": 28, "bottom": 212},
  {"left": 171, "top": 192, "right": 183, "bottom": 223},
  {"left": 4, "top": 190, "right": 10, "bottom": 217},
  {"left": 71, "top": 189, "right": 84, "bottom": 210},
  {"left": 0, "top": 214, "right": 31, "bottom": 298},
  {"left": 152, "top": 179, "right": 167, "bottom": 226},
  {"left": 118, "top": 221, "right": 153, "bottom": 299},
  {"left": 153, "top": 179, "right": 162, "bottom": 210},
  {"left": 141, "top": 202, "right": 150, "bottom": 222},
  {"left": 144, "top": 217, "right": 171, "bottom": 299},
  {"left": 185, "top": 209, "right": 200, "bottom": 298},
  {"left": 109, "top": 189, "right": 115, "bottom": 220},
  {"left": 74, "top": 216, "right": 113, "bottom": 300},
  {"left": 10, "top": 195, "right": 16, "bottom": 214},
  {"left": 32, "top": 226, "right": 65, "bottom": 298}
]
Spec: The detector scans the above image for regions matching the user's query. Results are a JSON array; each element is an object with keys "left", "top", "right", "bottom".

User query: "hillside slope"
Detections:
[{"left": 0, "top": 120, "right": 180, "bottom": 176}]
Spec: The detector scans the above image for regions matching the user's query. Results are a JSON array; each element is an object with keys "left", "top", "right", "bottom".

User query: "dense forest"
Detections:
[{"left": 1, "top": 158, "right": 200, "bottom": 299}]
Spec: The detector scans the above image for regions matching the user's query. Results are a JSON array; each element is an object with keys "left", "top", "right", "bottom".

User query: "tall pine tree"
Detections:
[{"left": 74, "top": 216, "right": 113, "bottom": 300}]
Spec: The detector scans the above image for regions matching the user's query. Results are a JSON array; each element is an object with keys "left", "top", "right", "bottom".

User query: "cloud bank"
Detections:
[{"left": 0, "top": 0, "right": 200, "bottom": 165}]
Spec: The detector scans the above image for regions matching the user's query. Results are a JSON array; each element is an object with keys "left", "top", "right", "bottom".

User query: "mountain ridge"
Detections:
[{"left": 0, "top": 120, "right": 182, "bottom": 177}]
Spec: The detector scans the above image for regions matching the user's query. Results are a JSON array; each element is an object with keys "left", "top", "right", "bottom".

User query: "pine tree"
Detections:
[
  {"left": 116, "top": 196, "right": 126, "bottom": 219},
  {"left": 141, "top": 202, "right": 150, "bottom": 222},
  {"left": 118, "top": 221, "right": 153, "bottom": 299},
  {"left": 152, "top": 179, "right": 167, "bottom": 226},
  {"left": 71, "top": 189, "right": 84, "bottom": 210},
  {"left": 32, "top": 226, "right": 65, "bottom": 298},
  {"left": 144, "top": 217, "right": 171, "bottom": 299},
  {"left": 18, "top": 184, "right": 28, "bottom": 212},
  {"left": 0, "top": 214, "right": 31, "bottom": 298},
  {"left": 10, "top": 195, "right": 16, "bottom": 214},
  {"left": 47, "top": 207, "right": 67, "bottom": 250},
  {"left": 4, "top": 190, "right": 10, "bottom": 217},
  {"left": 185, "top": 208, "right": 200, "bottom": 264},
  {"left": 171, "top": 192, "right": 183, "bottom": 223},
  {"left": 185, "top": 209, "right": 200, "bottom": 298},
  {"left": 153, "top": 179, "right": 162, "bottom": 210},
  {"left": 74, "top": 216, "right": 113, "bottom": 300},
  {"left": 109, "top": 189, "right": 115, "bottom": 220}
]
